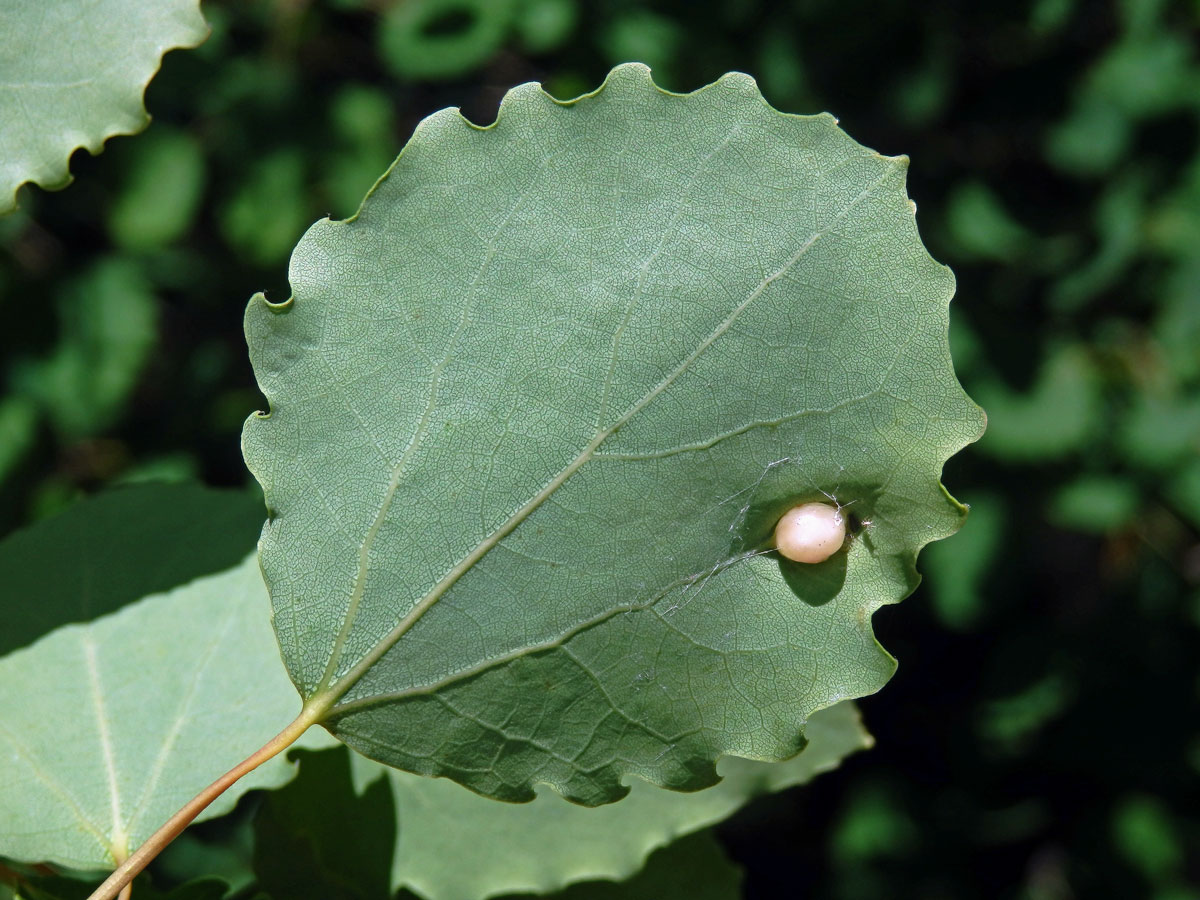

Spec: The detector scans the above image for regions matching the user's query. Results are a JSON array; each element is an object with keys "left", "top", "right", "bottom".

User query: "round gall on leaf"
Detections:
[{"left": 774, "top": 502, "right": 846, "bottom": 564}]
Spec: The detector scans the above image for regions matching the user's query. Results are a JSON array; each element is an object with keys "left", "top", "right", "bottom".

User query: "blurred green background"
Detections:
[{"left": 2, "top": 0, "right": 1199, "bottom": 896}]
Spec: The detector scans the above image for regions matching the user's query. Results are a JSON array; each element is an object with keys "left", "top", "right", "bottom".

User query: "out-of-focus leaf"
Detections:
[
  {"left": 1118, "top": 392, "right": 1200, "bottom": 471},
  {"left": 978, "top": 672, "right": 1072, "bottom": 751},
  {"left": 1029, "top": 0, "right": 1076, "bottom": 36},
  {"left": 13, "top": 259, "right": 157, "bottom": 436},
  {"left": 112, "top": 455, "right": 201, "bottom": 486},
  {"left": 0, "top": 396, "right": 37, "bottom": 485},
  {"left": 1045, "top": 96, "right": 1130, "bottom": 176},
  {"left": 347, "top": 701, "right": 869, "bottom": 900},
  {"left": 973, "top": 345, "right": 1101, "bottom": 461},
  {"left": 323, "top": 86, "right": 397, "bottom": 219},
  {"left": 1049, "top": 475, "right": 1139, "bottom": 534},
  {"left": 1168, "top": 459, "right": 1200, "bottom": 530},
  {"left": 889, "top": 54, "right": 951, "bottom": 128},
  {"left": 756, "top": 32, "right": 811, "bottom": 110},
  {"left": 108, "top": 127, "right": 207, "bottom": 252},
  {"left": 943, "top": 181, "right": 1033, "bottom": 262},
  {"left": 1112, "top": 795, "right": 1183, "bottom": 881},
  {"left": 599, "top": 12, "right": 682, "bottom": 84},
  {"left": 243, "top": 64, "right": 982, "bottom": 805},
  {"left": 513, "top": 0, "right": 578, "bottom": 55},
  {"left": 831, "top": 783, "right": 916, "bottom": 864},
  {"left": 328, "top": 86, "right": 395, "bottom": 148},
  {"left": 0, "top": 0, "right": 208, "bottom": 213},
  {"left": 922, "top": 495, "right": 1004, "bottom": 629},
  {"left": 1088, "top": 33, "right": 1194, "bottom": 118},
  {"left": 1045, "top": 5, "right": 1195, "bottom": 177},
  {"left": 252, "top": 748, "right": 394, "bottom": 900},
  {"left": 220, "top": 150, "right": 309, "bottom": 266},
  {"left": 1050, "top": 175, "right": 1145, "bottom": 311},
  {"left": 1146, "top": 157, "right": 1200, "bottom": 260},
  {"left": 505, "top": 830, "right": 743, "bottom": 900},
  {"left": 948, "top": 315, "right": 983, "bottom": 376},
  {"left": 377, "top": 0, "right": 514, "bottom": 80},
  {"left": 1154, "top": 262, "right": 1200, "bottom": 383},
  {"left": 0, "top": 481, "right": 263, "bottom": 656}
]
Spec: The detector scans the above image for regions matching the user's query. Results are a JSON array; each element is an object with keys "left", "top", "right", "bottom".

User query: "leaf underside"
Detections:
[
  {"left": 0, "top": 0, "right": 208, "bottom": 213},
  {"left": 244, "top": 63, "right": 984, "bottom": 805}
]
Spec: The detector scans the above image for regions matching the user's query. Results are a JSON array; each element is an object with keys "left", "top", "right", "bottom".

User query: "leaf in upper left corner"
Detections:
[{"left": 0, "top": 0, "right": 208, "bottom": 213}]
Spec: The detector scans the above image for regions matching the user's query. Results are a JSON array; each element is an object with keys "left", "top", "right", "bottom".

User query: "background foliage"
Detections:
[{"left": 1, "top": 0, "right": 1198, "bottom": 898}]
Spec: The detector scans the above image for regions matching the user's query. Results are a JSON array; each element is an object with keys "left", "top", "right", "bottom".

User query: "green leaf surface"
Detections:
[
  {"left": 0, "top": 488, "right": 333, "bottom": 872},
  {"left": 244, "top": 64, "right": 982, "bottom": 805},
  {"left": 377, "top": 0, "right": 514, "bottom": 80},
  {"left": 107, "top": 127, "right": 207, "bottom": 252},
  {"left": 0, "top": 396, "right": 37, "bottom": 485},
  {"left": 350, "top": 701, "right": 869, "bottom": 900},
  {"left": 0, "top": 482, "right": 263, "bottom": 657},
  {"left": 922, "top": 494, "right": 1003, "bottom": 630},
  {"left": 0, "top": 0, "right": 208, "bottom": 213},
  {"left": 972, "top": 344, "right": 1100, "bottom": 462},
  {"left": 13, "top": 259, "right": 158, "bottom": 436}
]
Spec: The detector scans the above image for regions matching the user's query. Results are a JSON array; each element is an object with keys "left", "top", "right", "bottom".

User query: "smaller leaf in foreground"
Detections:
[
  {"left": 0, "top": 485, "right": 331, "bottom": 874},
  {"left": 0, "top": 0, "right": 208, "bottom": 213},
  {"left": 0, "top": 556, "right": 325, "bottom": 872}
]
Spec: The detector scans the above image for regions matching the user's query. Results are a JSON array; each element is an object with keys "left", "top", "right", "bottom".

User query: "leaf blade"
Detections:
[
  {"left": 245, "top": 63, "right": 983, "bottom": 804},
  {"left": 0, "top": 0, "right": 208, "bottom": 213},
  {"left": 0, "top": 489, "right": 330, "bottom": 872}
]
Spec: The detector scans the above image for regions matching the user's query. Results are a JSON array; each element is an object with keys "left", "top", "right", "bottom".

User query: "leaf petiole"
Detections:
[{"left": 85, "top": 697, "right": 330, "bottom": 900}]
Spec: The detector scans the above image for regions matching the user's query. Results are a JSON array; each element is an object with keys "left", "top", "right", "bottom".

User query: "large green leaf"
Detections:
[
  {"left": 353, "top": 701, "right": 869, "bottom": 900},
  {"left": 0, "top": 0, "right": 207, "bottom": 213},
  {"left": 244, "top": 63, "right": 983, "bottom": 805},
  {"left": 0, "top": 489, "right": 332, "bottom": 872}
]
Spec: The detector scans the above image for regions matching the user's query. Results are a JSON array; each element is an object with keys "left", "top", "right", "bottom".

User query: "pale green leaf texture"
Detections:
[
  {"left": 350, "top": 701, "right": 869, "bottom": 900},
  {"left": 244, "top": 64, "right": 983, "bottom": 805},
  {"left": 0, "top": 0, "right": 207, "bottom": 213},
  {"left": 0, "top": 489, "right": 334, "bottom": 873}
]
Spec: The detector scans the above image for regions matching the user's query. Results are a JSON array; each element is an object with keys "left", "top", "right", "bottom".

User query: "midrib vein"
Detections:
[
  {"left": 315, "top": 180, "right": 539, "bottom": 693},
  {"left": 124, "top": 601, "right": 239, "bottom": 836},
  {"left": 316, "top": 158, "right": 902, "bottom": 710},
  {"left": 84, "top": 637, "right": 126, "bottom": 858}
]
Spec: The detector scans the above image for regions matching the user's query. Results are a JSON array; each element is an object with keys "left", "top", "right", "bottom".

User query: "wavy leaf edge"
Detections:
[
  {"left": 244, "top": 61, "right": 985, "bottom": 806},
  {"left": 0, "top": 0, "right": 209, "bottom": 214}
]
